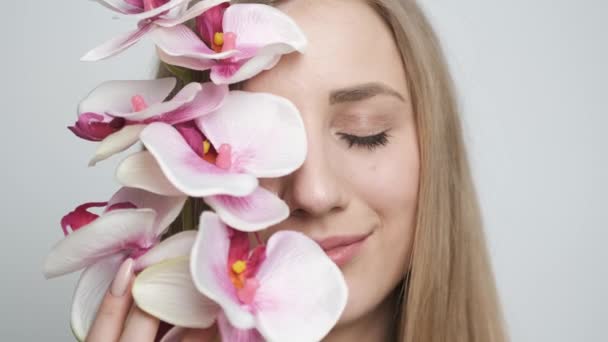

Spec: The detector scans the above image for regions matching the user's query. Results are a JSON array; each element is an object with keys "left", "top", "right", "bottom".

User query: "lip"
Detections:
[{"left": 315, "top": 232, "right": 371, "bottom": 267}]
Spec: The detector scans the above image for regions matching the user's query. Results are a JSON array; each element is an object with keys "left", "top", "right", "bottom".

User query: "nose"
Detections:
[{"left": 280, "top": 134, "right": 348, "bottom": 219}]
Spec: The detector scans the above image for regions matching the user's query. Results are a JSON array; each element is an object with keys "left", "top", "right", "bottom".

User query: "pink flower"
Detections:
[
  {"left": 116, "top": 91, "right": 307, "bottom": 231},
  {"left": 70, "top": 78, "right": 227, "bottom": 166},
  {"left": 152, "top": 3, "right": 307, "bottom": 84},
  {"left": 133, "top": 211, "right": 348, "bottom": 341},
  {"left": 43, "top": 187, "right": 192, "bottom": 340},
  {"left": 83, "top": 0, "right": 231, "bottom": 61}
]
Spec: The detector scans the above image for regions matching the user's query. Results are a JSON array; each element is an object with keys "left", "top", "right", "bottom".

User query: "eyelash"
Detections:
[{"left": 337, "top": 130, "right": 391, "bottom": 150}]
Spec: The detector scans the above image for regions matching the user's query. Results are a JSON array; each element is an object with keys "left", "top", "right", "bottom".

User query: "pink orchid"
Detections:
[
  {"left": 116, "top": 91, "right": 307, "bottom": 231},
  {"left": 43, "top": 187, "right": 193, "bottom": 341},
  {"left": 70, "top": 77, "right": 227, "bottom": 166},
  {"left": 132, "top": 211, "right": 348, "bottom": 342},
  {"left": 152, "top": 3, "right": 307, "bottom": 84},
  {"left": 83, "top": 0, "right": 231, "bottom": 61}
]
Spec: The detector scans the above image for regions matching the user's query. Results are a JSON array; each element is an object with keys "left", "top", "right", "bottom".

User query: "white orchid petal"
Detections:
[
  {"left": 81, "top": 24, "right": 155, "bottom": 61},
  {"left": 224, "top": 4, "right": 307, "bottom": 53},
  {"left": 140, "top": 123, "right": 258, "bottom": 197},
  {"left": 210, "top": 54, "right": 280, "bottom": 85},
  {"left": 134, "top": 231, "right": 197, "bottom": 270},
  {"left": 197, "top": 91, "right": 307, "bottom": 178},
  {"left": 217, "top": 314, "right": 264, "bottom": 342},
  {"left": 133, "top": 256, "right": 220, "bottom": 328},
  {"left": 205, "top": 187, "right": 289, "bottom": 232},
  {"left": 94, "top": 0, "right": 142, "bottom": 15},
  {"left": 156, "top": 48, "right": 216, "bottom": 71},
  {"left": 151, "top": 25, "right": 238, "bottom": 59},
  {"left": 79, "top": 78, "right": 176, "bottom": 115},
  {"left": 129, "top": 0, "right": 190, "bottom": 21},
  {"left": 116, "top": 151, "right": 185, "bottom": 197},
  {"left": 107, "top": 187, "right": 186, "bottom": 235},
  {"left": 89, "top": 124, "right": 146, "bottom": 166},
  {"left": 254, "top": 231, "right": 348, "bottom": 342},
  {"left": 190, "top": 212, "right": 256, "bottom": 330},
  {"left": 43, "top": 209, "right": 156, "bottom": 278},
  {"left": 155, "top": 0, "right": 231, "bottom": 27}
]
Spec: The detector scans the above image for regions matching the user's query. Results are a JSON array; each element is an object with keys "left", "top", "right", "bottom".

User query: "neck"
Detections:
[{"left": 322, "top": 289, "right": 399, "bottom": 342}]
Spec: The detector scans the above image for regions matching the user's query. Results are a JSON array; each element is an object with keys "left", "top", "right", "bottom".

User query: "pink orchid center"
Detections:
[
  {"left": 130, "top": 94, "right": 148, "bottom": 112},
  {"left": 215, "top": 144, "right": 232, "bottom": 170},
  {"left": 141, "top": 0, "right": 169, "bottom": 11},
  {"left": 69, "top": 113, "right": 127, "bottom": 142},
  {"left": 128, "top": 244, "right": 154, "bottom": 260},
  {"left": 227, "top": 229, "right": 266, "bottom": 305},
  {"left": 60, "top": 201, "right": 137, "bottom": 236},
  {"left": 212, "top": 32, "right": 237, "bottom": 53},
  {"left": 230, "top": 260, "right": 260, "bottom": 305}
]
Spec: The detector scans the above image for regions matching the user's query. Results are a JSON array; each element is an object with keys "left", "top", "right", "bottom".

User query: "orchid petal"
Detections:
[
  {"left": 217, "top": 314, "right": 264, "bottom": 342},
  {"left": 159, "top": 326, "right": 187, "bottom": 342},
  {"left": 223, "top": 4, "right": 307, "bottom": 53},
  {"left": 107, "top": 187, "right": 186, "bottom": 235},
  {"left": 43, "top": 209, "right": 156, "bottom": 278},
  {"left": 140, "top": 123, "right": 258, "bottom": 197},
  {"left": 70, "top": 253, "right": 127, "bottom": 341},
  {"left": 116, "top": 151, "right": 184, "bottom": 196},
  {"left": 88, "top": 124, "right": 146, "bottom": 166},
  {"left": 134, "top": 231, "right": 196, "bottom": 270},
  {"left": 156, "top": 48, "right": 217, "bottom": 71},
  {"left": 197, "top": 91, "right": 307, "bottom": 178},
  {"left": 106, "top": 82, "right": 200, "bottom": 120},
  {"left": 155, "top": 0, "right": 231, "bottom": 27},
  {"left": 205, "top": 187, "right": 289, "bottom": 232},
  {"left": 128, "top": 0, "right": 190, "bottom": 21},
  {"left": 81, "top": 23, "right": 155, "bottom": 61},
  {"left": 133, "top": 256, "right": 220, "bottom": 328},
  {"left": 254, "top": 231, "right": 348, "bottom": 342},
  {"left": 94, "top": 0, "right": 142, "bottom": 15},
  {"left": 210, "top": 54, "right": 279, "bottom": 84},
  {"left": 111, "top": 82, "right": 228, "bottom": 124},
  {"left": 151, "top": 25, "right": 238, "bottom": 60},
  {"left": 191, "top": 212, "right": 256, "bottom": 330},
  {"left": 79, "top": 78, "right": 176, "bottom": 115}
]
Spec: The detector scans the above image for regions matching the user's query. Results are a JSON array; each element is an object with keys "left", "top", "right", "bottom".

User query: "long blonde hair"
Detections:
[{"left": 159, "top": 0, "right": 508, "bottom": 341}]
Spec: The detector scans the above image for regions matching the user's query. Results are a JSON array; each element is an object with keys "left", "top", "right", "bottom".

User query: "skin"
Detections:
[
  {"left": 87, "top": 0, "right": 419, "bottom": 341},
  {"left": 253, "top": 0, "right": 419, "bottom": 340}
]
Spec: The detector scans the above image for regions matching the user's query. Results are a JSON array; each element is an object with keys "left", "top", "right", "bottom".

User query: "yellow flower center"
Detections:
[
  {"left": 202, "top": 140, "right": 211, "bottom": 155},
  {"left": 232, "top": 260, "right": 247, "bottom": 274},
  {"left": 214, "top": 32, "right": 224, "bottom": 47}
]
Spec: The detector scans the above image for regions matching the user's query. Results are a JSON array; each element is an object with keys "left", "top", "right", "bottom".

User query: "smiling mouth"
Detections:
[{"left": 316, "top": 232, "right": 371, "bottom": 267}]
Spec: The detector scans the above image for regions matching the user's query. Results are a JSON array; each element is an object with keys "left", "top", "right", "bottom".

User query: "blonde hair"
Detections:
[{"left": 158, "top": 0, "right": 509, "bottom": 341}]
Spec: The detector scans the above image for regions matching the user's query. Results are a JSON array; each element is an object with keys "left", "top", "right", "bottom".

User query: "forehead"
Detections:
[{"left": 242, "top": 0, "right": 408, "bottom": 105}]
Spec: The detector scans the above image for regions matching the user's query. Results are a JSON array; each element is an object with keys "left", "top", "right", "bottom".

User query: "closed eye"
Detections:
[{"left": 337, "top": 130, "right": 391, "bottom": 150}]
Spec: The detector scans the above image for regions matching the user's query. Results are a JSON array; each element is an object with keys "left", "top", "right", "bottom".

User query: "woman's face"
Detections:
[{"left": 244, "top": 0, "right": 420, "bottom": 325}]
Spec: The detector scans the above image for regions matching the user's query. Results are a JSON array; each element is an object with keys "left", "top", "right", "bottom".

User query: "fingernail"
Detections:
[{"left": 111, "top": 258, "right": 133, "bottom": 297}]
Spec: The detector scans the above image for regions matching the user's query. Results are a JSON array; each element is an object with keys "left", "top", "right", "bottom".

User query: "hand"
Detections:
[{"left": 85, "top": 258, "right": 217, "bottom": 342}]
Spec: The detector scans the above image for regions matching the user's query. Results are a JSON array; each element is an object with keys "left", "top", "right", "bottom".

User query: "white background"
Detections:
[{"left": 1, "top": 0, "right": 606, "bottom": 340}]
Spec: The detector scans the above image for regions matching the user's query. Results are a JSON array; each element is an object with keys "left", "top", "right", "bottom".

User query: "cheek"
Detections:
[
  {"left": 338, "top": 128, "right": 420, "bottom": 322},
  {"left": 349, "top": 127, "right": 420, "bottom": 227}
]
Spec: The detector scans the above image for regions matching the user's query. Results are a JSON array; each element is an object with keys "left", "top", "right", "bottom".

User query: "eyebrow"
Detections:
[{"left": 329, "top": 82, "right": 406, "bottom": 105}]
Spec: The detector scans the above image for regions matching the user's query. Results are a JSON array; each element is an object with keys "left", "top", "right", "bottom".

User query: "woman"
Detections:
[{"left": 86, "top": 0, "right": 508, "bottom": 341}]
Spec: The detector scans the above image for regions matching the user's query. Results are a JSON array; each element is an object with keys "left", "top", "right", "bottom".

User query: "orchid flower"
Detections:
[
  {"left": 152, "top": 3, "right": 307, "bottom": 84},
  {"left": 43, "top": 187, "right": 193, "bottom": 341},
  {"left": 116, "top": 90, "right": 307, "bottom": 231},
  {"left": 133, "top": 211, "right": 348, "bottom": 342},
  {"left": 83, "top": 0, "right": 231, "bottom": 61},
  {"left": 70, "top": 77, "right": 227, "bottom": 166}
]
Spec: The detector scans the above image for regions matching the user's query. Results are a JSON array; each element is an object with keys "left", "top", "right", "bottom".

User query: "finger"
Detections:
[
  {"left": 86, "top": 258, "right": 135, "bottom": 342},
  {"left": 119, "top": 305, "right": 160, "bottom": 342}
]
